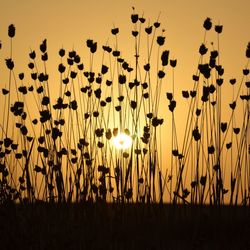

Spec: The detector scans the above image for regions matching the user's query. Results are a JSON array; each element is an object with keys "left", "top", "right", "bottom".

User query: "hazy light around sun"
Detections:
[{"left": 113, "top": 132, "right": 132, "bottom": 150}]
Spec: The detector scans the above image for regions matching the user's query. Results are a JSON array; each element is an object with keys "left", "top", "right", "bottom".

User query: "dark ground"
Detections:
[{"left": 0, "top": 203, "right": 250, "bottom": 250}]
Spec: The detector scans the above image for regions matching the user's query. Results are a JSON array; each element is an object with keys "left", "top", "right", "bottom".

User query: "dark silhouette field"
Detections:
[
  {"left": 1, "top": 203, "right": 250, "bottom": 250},
  {"left": 0, "top": 8, "right": 249, "bottom": 250}
]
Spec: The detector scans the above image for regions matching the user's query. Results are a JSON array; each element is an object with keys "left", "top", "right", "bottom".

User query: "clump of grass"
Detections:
[
  {"left": 0, "top": 9, "right": 168, "bottom": 204},
  {"left": 0, "top": 10, "right": 249, "bottom": 206},
  {"left": 167, "top": 18, "right": 250, "bottom": 205}
]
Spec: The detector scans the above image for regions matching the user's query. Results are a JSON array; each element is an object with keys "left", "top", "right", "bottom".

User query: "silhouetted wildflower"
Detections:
[
  {"left": 221, "top": 122, "right": 227, "bottom": 133},
  {"left": 41, "top": 52, "right": 48, "bottom": 61},
  {"left": 115, "top": 106, "right": 121, "bottom": 111},
  {"left": 208, "top": 145, "right": 215, "bottom": 154},
  {"left": 139, "top": 17, "right": 145, "bottom": 23},
  {"left": 182, "top": 91, "right": 189, "bottom": 98},
  {"left": 101, "top": 65, "right": 108, "bottom": 74},
  {"left": 18, "top": 86, "right": 27, "bottom": 95},
  {"left": 246, "top": 42, "right": 250, "bottom": 58},
  {"left": 226, "top": 142, "right": 232, "bottom": 149},
  {"left": 118, "top": 96, "right": 124, "bottom": 102},
  {"left": 203, "top": 17, "right": 212, "bottom": 30},
  {"left": 112, "top": 50, "right": 120, "bottom": 57},
  {"left": 200, "top": 176, "right": 207, "bottom": 186},
  {"left": 233, "top": 128, "right": 240, "bottom": 134},
  {"left": 229, "top": 101, "right": 236, "bottom": 110},
  {"left": 58, "top": 63, "right": 66, "bottom": 73},
  {"left": 170, "top": 59, "right": 177, "bottom": 68},
  {"left": 40, "top": 39, "right": 47, "bottom": 53},
  {"left": 40, "top": 110, "right": 51, "bottom": 123},
  {"left": 102, "top": 45, "right": 112, "bottom": 53},
  {"left": 70, "top": 71, "right": 77, "bottom": 78},
  {"left": 64, "top": 90, "right": 71, "bottom": 97},
  {"left": 192, "top": 127, "right": 201, "bottom": 141},
  {"left": 199, "top": 44, "right": 208, "bottom": 55},
  {"left": 168, "top": 100, "right": 176, "bottom": 112},
  {"left": 69, "top": 100, "right": 78, "bottom": 110},
  {"left": 20, "top": 125, "right": 28, "bottom": 136},
  {"left": 63, "top": 78, "right": 69, "bottom": 84},
  {"left": 41, "top": 96, "right": 50, "bottom": 106},
  {"left": 19, "top": 73, "right": 24, "bottom": 80},
  {"left": 216, "top": 65, "right": 224, "bottom": 76},
  {"left": 243, "top": 69, "right": 249, "bottom": 75},
  {"left": 8, "top": 24, "right": 15, "bottom": 38},
  {"left": 145, "top": 26, "right": 152, "bottom": 34},
  {"left": 198, "top": 63, "right": 210, "bottom": 78},
  {"left": 229, "top": 78, "right": 236, "bottom": 85},
  {"left": 216, "top": 78, "right": 223, "bottom": 86},
  {"left": 59, "top": 48, "right": 65, "bottom": 57},
  {"left": 5, "top": 58, "right": 14, "bottom": 70},
  {"left": 154, "top": 22, "right": 160, "bottom": 28},
  {"left": 94, "top": 88, "right": 102, "bottom": 99},
  {"left": 190, "top": 91, "right": 197, "bottom": 98},
  {"left": 157, "top": 36, "right": 165, "bottom": 46},
  {"left": 130, "top": 100, "right": 137, "bottom": 109},
  {"left": 158, "top": 70, "right": 165, "bottom": 78},
  {"left": 215, "top": 25, "right": 223, "bottom": 34},
  {"left": 161, "top": 50, "right": 169, "bottom": 66},
  {"left": 111, "top": 28, "right": 119, "bottom": 35},
  {"left": 166, "top": 92, "right": 173, "bottom": 101},
  {"left": 131, "top": 14, "right": 139, "bottom": 23},
  {"left": 78, "top": 63, "right": 84, "bottom": 70},
  {"left": 118, "top": 74, "right": 126, "bottom": 84}
]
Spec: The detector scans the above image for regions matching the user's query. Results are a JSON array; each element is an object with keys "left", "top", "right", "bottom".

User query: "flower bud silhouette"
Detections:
[
  {"left": 154, "top": 22, "right": 160, "bottom": 28},
  {"left": 145, "top": 26, "right": 152, "bottom": 35},
  {"left": 5, "top": 58, "right": 14, "bottom": 70},
  {"left": 111, "top": 28, "right": 119, "bottom": 35},
  {"left": 229, "top": 78, "right": 236, "bottom": 85},
  {"left": 157, "top": 36, "right": 165, "bottom": 46},
  {"left": 144, "top": 63, "right": 150, "bottom": 71},
  {"left": 139, "top": 17, "right": 145, "bottom": 23},
  {"left": 203, "top": 18, "right": 212, "bottom": 30},
  {"left": 59, "top": 48, "right": 65, "bottom": 57},
  {"left": 131, "top": 14, "right": 139, "bottom": 23},
  {"left": 220, "top": 122, "right": 227, "bottom": 133},
  {"left": 199, "top": 44, "right": 208, "bottom": 55},
  {"left": 29, "top": 51, "right": 36, "bottom": 59},
  {"left": 132, "top": 31, "right": 139, "bottom": 37},
  {"left": 102, "top": 45, "right": 112, "bottom": 53},
  {"left": 161, "top": 50, "right": 169, "bottom": 66},
  {"left": 8, "top": 24, "right": 15, "bottom": 38},
  {"left": 40, "top": 39, "right": 47, "bottom": 53},
  {"left": 246, "top": 42, "right": 250, "bottom": 58},
  {"left": 170, "top": 59, "right": 177, "bottom": 68},
  {"left": 215, "top": 25, "right": 223, "bottom": 34}
]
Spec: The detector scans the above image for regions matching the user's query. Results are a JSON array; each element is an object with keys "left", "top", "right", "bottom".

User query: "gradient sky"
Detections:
[{"left": 1, "top": 0, "right": 249, "bottom": 138}]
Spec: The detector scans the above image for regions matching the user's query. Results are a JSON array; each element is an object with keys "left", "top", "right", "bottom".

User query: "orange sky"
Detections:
[
  {"left": 1, "top": 0, "right": 249, "bottom": 108},
  {"left": 1, "top": 0, "right": 249, "bottom": 161}
]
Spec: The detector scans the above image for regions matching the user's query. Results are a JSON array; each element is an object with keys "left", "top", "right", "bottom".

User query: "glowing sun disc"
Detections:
[{"left": 113, "top": 133, "right": 132, "bottom": 150}]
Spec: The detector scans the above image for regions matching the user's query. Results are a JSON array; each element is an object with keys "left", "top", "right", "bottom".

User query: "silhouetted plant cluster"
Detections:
[
  {"left": 0, "top": 11, "right": 249, "bottom": 205},
  {"left": 167, "top": 17, "right": 249, "bottom": 205}
]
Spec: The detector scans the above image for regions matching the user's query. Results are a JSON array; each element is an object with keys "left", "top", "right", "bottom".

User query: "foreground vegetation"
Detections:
[{"left": 0, "top": 9, "right": 249, "bottom": 205}]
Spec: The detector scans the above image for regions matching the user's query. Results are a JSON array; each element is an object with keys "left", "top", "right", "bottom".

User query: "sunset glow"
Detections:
[{"left": 113, "top": 132, "right": 132, "bottom": 150}]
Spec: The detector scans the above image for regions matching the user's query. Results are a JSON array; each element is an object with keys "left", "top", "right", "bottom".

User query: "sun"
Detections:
[{"left": 113, "top": 132, "right": 132, "bottom": 150}]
